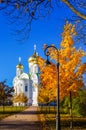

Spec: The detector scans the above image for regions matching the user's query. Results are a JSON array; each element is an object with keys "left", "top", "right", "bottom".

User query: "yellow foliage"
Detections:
[
  {"left": 38, "top": 22, "right": 86, "bottom": 103},
  {"left": 12, "top": 93, "right": 28, "bottom": 103}
]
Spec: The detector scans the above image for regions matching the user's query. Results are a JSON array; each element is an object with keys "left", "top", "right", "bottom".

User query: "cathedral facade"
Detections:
[{"left": 13, "top": 45, "right": 39, "bottom": 106}]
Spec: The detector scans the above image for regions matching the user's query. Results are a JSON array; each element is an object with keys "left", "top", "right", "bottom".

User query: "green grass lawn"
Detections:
[
  {"left": 0, "top": 106, "right": 28, "bottom": 120},
  {"left": 39, "top": 106, "right": 86, "bottom": 130}
]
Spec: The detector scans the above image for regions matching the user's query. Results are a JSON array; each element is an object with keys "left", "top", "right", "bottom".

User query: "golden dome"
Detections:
[
  {"left": 28, "top": 57, "right": 35, "bottom": 62},
  {"left": 28, "top": 45, "right": 38, "bottom": 64},
  {"left": 16, "top": 63, "right": 24, "bottom": 69},
  {"left": 28, "top": 52, "right": 38, "bottom": 63}
]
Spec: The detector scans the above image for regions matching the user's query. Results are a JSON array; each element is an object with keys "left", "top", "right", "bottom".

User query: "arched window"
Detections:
[{"left": 25, "top": 86, "right": 28, "bottom": 92}]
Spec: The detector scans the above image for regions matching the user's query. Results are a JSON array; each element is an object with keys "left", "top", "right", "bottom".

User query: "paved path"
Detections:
[{"left": 0, "top": 106, "right": 42, "bottom": 130}]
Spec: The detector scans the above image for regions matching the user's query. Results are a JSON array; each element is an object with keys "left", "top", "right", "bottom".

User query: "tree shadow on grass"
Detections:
[
  {"left": 44, "top": 119, "right": 86, "bottom": 129},
  {"left": 0, "top": 110, "right": 41, "bottom": 115}
]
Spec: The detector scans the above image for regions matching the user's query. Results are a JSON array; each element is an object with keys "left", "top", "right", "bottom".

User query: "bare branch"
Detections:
[
  {"left": 0, "top": 0, "right": 86, "bottom": 42},
  {"left": 62, "top": 0, "right": 86, "bottom": 20}
]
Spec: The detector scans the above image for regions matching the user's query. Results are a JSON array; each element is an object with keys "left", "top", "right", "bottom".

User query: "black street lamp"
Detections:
[
  {"left": 69, "top": 91, "right": 73, "bottom": 129},
  {"left": 44, "top": 45, "right": 60, "bottom": 130}
]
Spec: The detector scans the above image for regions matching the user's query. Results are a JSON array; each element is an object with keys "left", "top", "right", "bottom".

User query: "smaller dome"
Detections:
[
  {"left": 16, "top": 57, "right": 24, "bottom": 69},
  {"left": 16, "top": 63, "right": 24, "bottom": 69}
]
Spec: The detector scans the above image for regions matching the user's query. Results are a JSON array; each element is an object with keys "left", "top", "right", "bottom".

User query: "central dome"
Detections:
[
  {"left": 28, "top": 45, "right": 38, "bottom": 64},
  {"left": 28, "top": 52, "right": 38, "bottom": 64}
]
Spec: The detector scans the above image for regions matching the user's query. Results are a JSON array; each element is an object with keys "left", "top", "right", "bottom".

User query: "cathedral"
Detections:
[{"left": 13, "top": 45, "right": 39, "bottom": 106}]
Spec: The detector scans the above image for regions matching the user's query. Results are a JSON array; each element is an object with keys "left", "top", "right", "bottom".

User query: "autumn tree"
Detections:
[
  {"left": 0, "top": 1, "right": 86, "bottom": 41},
  {"left": 0, "top": 80, "right": 14, "bottom": 111},
  {"left": 0, "top": 80, "right": 14, "bottom": 105},
  {"left": 38, "top": 22, "right": 86, "bottom": 104},
  {"left": 61, "top": 88, "right": 86, "bottom": 116},
  {"left": 38, "top": 60, "right": 57, "bottom": 104},
  {"left": 12, "top": 93, "right": 28, "bottom": 106}
]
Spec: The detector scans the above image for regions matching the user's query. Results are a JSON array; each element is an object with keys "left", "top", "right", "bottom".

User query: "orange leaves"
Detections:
[
  {"left": 12, "top": 93, "right": 28, "bottom": 103},
  {"left": 38, "top": 22, "right": 86, "bottom": 102},
  {"left": 59, "top": 23, "right": 85, "bottom": 98},
  {"left": 38, "top": 56, "right": 57, "bottom": 103},
  {"left": 76, "top": 63, "right": 86, "bottom": 76},
  {"left": 62, "top": 22, "right": 76, "bottom": 37},
  {"left": 61, "top": 22, "right": 76, "bottom": 48},
  {"left": 40, "top": 63, "right": 57, "bottom": 89},
  {"left": 37, "top": 56, "right": 45, "bottom": 71},
  {"left": 38, "top": 87, "right": 56, "bottom": 104}
]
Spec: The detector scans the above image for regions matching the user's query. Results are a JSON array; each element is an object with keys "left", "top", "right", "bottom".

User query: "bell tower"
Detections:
[{"left": 28, "top": 45, "right": 39, "bottom": 106}]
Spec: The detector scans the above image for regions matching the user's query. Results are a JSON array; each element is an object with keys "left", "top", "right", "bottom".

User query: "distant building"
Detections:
[{"left": 13, "top": 45, "right": 39, "bottom": 106}]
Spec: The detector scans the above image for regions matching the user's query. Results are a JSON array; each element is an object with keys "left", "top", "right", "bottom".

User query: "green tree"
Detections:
[
  {"left": 61, "top": 88, "right": 86, "bottom": 117},
  {"left": 73, "top": 89, "right": 86, "bottom": 117}
]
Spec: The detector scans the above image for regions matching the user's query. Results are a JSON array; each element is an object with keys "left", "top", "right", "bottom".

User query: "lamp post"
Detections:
[
  {"left": 70, "top": 91, "right": 73, "bottom": 129},
  {"left": 44, "top": 45, "right": 60, "bottom": 130}
]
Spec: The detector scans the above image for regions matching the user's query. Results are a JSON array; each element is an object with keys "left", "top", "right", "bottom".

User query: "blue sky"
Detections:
[{"left": 0, "top": 4, "right": 86, "bottom": 87}]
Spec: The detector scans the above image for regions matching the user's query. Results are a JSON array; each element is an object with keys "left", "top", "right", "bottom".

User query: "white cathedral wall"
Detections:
[
  {"left": 32, "top": 85, "right": 38, "bottom": 106},
  {"left": 33, "top": 64, "right": 39, "bottom": 74},
  {"left": 29, "top": 63, "right": 39, "bottom": 74},
  {"left": 13, "top": 53, "right": 39, "bottom": 106},
  {"left": 28, "top": 62, "right": 39, "bottom": 106},
  {"left": 13, "top": 77, "right": 39, "bottom": 106},
  {"left": 29, "top": 63, "right": 33, "bottom": 74},
  {"left": 23, "top": 79, "right": 30, "bottom": 101},
  {"left": 16, "top": 68, "right": 23, "bottom": 77},
  {"left": 13, "top": 78, "right": 32, "bottom": 106}
]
